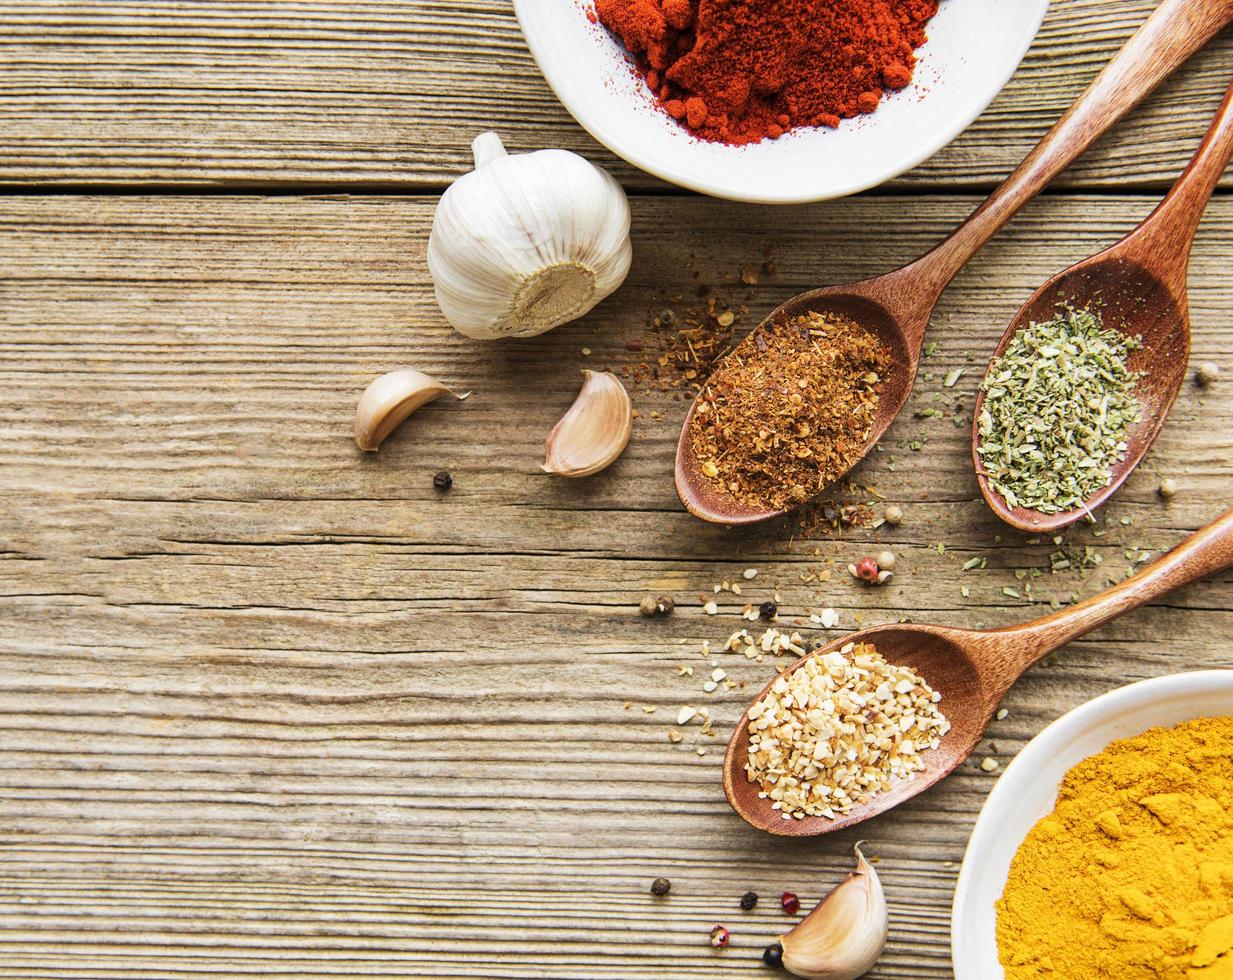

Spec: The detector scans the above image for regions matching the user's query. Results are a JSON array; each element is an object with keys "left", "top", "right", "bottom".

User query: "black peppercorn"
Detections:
[
  {"left": 762, "top": 943, "right": 783, "bottom": 967},
  {"left": 740, "top": 890, "right": 758, "bottom": 910},
  {"left": 759, "top": 600, "right": 777, "bottom": 620},
  {"left": 650, "top": 877, "right": 671, "bottom": 896},
  {"left": 432, "top": 470, "right": 452, "bottom": 491}
]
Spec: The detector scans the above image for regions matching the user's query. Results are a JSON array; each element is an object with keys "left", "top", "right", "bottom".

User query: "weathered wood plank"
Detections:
[
  {"left": 0, "top": 0, "right": 1231, "bottom": 191},
  {"left": 1, "top": 193, "right": 1231, "bottom": 977}
]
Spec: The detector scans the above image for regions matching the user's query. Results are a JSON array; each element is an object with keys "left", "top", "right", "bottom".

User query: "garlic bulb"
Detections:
[
  {"left": 428, "top": 132, "right": 632, "bottom": 340},
  {"left": 764, "top": 843, "right": 888, "bottom": 980},
  {"left": 543, "top": 370, "right": 632, "bottom": 477}
]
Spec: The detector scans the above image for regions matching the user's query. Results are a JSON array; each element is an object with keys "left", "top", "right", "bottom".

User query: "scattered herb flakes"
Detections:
[{"left": 977, "top": 307, "right": 1142, "bottom": 514}]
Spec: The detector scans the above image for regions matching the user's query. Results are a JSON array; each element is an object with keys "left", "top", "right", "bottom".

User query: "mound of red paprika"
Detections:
[{"left": 594, "top": 0, "right": 939, "bottom": 145}]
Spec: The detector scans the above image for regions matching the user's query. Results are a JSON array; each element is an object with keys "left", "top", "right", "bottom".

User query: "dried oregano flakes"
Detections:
[{"left": 977, "top": 307, "right": 1142, "bottom": 514}]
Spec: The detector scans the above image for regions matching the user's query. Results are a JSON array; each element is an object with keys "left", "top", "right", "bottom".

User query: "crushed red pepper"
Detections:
[
  {"left": 594, "top": 0, "right": 939, "bottom": 145},
  {"left": 689, "top": 310, "right": 890, "bottom": 511}
]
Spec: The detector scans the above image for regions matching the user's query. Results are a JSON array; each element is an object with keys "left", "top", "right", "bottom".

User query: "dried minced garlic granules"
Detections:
[{"left": 744, "top": 642, "right": 950, "bottom": 820}]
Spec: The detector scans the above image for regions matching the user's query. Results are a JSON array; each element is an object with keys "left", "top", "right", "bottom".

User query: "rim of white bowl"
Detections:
[
  {"left": 951, "top": 669, "right": 1233, "bottom": 979},
  {"left": 514, "top": 0, "right": 1051, "bottom": 204}
]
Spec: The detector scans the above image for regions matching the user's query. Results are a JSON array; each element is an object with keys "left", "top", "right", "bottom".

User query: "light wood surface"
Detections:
[
  {"left": 2, "top": 2, "right": 1233, "bottom": 977},
  {"left": 4, "top": 192, "right": 1233, "bottom": 978}
]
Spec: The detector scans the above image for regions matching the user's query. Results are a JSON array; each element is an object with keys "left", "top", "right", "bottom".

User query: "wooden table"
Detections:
[{"left": 2, "top": 2, "right": 1231, "bottom": 976}]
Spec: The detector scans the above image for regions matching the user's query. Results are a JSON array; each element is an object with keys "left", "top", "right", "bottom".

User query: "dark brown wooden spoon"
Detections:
[
  {"left": 973, "top": 77, "right": 1233, "bottom": 533},
  {"left": 676, "top": 0, "right": 1233, "bottom": 525},
  {"left": 723, "top": 507, "right": 1233, "bottom": 836}
]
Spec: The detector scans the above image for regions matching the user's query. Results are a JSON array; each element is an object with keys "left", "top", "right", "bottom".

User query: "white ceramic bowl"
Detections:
[
  {"left": 951, "top": 670, "right": 1233, "bottom": 979},
  {"left": 515, "top": 0, "right": 1050, "bottom": 203}
]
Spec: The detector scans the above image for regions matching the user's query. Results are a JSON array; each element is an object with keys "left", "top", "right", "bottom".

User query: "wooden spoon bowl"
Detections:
[
  {"left": 676, "top": 289, "right": 922, "bottom": 525},
  {"left": 974, "top": 75, "right": 1233, "bottom": 532},
  {"left": 723, "top": 507, "right": 1233, "bottom": 836},
  {"left": 675, "top": 0, "right": 1233, "bottom": 526},
  {"left": 724, "top": 623, "right": 990, "bottom": 836}
]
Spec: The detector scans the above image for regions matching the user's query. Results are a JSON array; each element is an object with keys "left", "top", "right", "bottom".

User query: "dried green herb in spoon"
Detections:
[{"left": 977, "top": 307, "right": 1142, "bottom": 514}]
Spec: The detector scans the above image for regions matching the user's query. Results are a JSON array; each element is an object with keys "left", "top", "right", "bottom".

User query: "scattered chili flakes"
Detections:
[
  {"left": 621, "top": 256, "right": 775, "bottom": 397},
  {"left": 690, "top": 310, "right": 890, "bottom": 511}
]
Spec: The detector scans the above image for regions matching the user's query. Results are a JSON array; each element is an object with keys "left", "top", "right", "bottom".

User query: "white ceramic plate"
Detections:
[
  {"left": 951, "top": 670, "right": 1233, "bottom": 979},
  {"left": 514, "top": 0, "right": 1050, "bottom": 203}
]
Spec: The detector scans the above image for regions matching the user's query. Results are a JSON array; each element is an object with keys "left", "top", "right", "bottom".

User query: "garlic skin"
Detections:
[
  {"left": 354, "top": 369, "right": 467, "bottom": 452},
  {"left": 776, "top": 843, "right": 888, "bottom": 980},
  {"left": 428, "top": 132, "right": 632, "bottom": 340},
  {"left": 543, "top": 370, "right": 632, "bottom": 477}
]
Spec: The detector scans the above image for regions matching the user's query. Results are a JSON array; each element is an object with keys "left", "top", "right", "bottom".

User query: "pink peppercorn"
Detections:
[
  {"left": 709, "top": 925, "right": 730, "bottom": 948},
  {"left": 780, "top": 891, "right": 800, "bottom": 914},
  {"left": 855, "top": 556, "right": 879, "bottom": 582}
]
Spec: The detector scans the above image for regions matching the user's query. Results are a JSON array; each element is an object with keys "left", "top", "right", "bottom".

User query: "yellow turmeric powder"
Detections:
[{"left": 997, "top": 716, "right": 1233, "bottom": 978}]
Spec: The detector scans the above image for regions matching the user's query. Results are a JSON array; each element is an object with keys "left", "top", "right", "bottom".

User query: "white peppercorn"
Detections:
[{"left": 1196, "top": 362, "right": 1220, "bottom": 387}]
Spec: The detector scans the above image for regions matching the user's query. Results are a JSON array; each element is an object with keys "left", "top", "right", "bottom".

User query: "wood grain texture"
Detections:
[
  {"left": 1, "top": 0, "right": 1232, "bottom": 191},
  {"left": 2, "top": 193, "right": 1232, "bottom": 976}
]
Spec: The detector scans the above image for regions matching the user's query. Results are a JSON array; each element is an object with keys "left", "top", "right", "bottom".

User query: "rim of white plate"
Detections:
[{"left": 513, "top": 0, "right": 1051, "bottom": 204}]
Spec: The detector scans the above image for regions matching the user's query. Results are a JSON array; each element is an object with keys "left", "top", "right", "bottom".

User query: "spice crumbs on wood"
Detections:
[{"left": 689, "top": 310, "right": 890, "bottom": 510}]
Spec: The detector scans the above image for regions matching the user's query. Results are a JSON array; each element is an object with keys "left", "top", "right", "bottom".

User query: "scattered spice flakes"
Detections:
[
  {"left": 690, "top": 311, "right": 890, "bottom": 511},
  {"left": 793, "top": 492, "right": 876, "bottom": 536},
  {"left": 624, "top": 280, "right": 752, "bottom": 395}
]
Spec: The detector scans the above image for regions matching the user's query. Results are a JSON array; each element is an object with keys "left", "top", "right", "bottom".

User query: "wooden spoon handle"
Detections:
[
  {"left": 1122, "top": 75, "right": 1233, "bottom": 286},
  {"left": 982, "top": 508, "right": 1233, "bottom": 698},
  {"left": 901, "top": 0, "right": 1233, "bottom": 321}
]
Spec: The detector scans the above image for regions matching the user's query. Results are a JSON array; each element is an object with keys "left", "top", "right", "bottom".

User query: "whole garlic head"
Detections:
[{"left": 428, "top": 132, "right": 633, "bottom": 340}]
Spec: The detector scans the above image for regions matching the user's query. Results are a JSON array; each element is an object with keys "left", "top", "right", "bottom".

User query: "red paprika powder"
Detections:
[{"left": 594, "top": 0, "right": 939, "bottom": 145}]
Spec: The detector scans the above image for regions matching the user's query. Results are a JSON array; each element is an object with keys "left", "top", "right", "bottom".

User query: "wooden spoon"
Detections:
[
  {"left": 675, "top": 0, "right": 1233, "bottom": 525},
  {"left": 974, "top": 78, "right": 1233, "bottom": 532},
  {"left": 723, "top": 507, "right": 1233, "bottom": 837}
]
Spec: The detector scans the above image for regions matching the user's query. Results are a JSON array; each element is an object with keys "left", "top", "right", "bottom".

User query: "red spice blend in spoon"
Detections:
[{"left": 594, "top": 0, "right": 939, "bottom": 144}]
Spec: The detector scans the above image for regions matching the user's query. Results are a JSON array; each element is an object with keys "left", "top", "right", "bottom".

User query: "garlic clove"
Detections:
[
  {"left": 428, "top": 132, "right": 632, "bottom": 340},
  {"left": 772, "top": 843, "right": 888, "bottom": 980},
  {"left": 543, "top": 370, "right": 632, "bottom": 478},
  {"left": 354, "top": 369, "right": 468, "bottom": 452}
]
